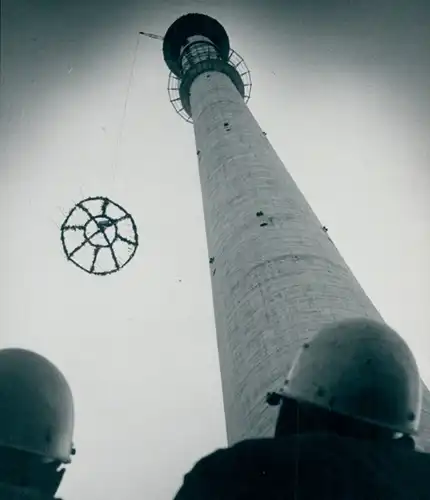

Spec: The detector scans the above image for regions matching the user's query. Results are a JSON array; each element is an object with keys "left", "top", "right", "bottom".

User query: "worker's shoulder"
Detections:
[
  {"left": 194, "top": 433, "right": 430, "bottom": 469},
  {"left": 189, "top": 433, "right": 343, "bottom": 474},
  {"left": 287, "top": 434, "right": 430, "bottom": 485},
  {"left": 231, "top": 434, "right": 430, "bottom": 496},
  {"left": 192, "top": 433, "right": 360, "bottom": 464},
  {"left": 0, "top": 481, "right": 55, "bottom": 499},
  {"left": 180, "top": 436, "right": 430, "bottom": 499}
]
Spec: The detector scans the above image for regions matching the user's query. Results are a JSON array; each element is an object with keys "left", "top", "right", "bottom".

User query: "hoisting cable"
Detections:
[{"left": 111, "top": 32, "right": 141, "bottom": 182}]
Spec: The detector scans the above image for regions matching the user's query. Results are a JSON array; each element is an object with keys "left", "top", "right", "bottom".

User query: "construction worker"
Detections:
[
  {"left": 0, "top": 348, "right": 75, "bottom": 500},
  {"left": 173, "top": 318, "right": 430, "bottom": 499}
]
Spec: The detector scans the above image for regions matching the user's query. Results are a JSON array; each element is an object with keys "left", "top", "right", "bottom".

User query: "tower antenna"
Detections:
[{"left": 139, "top": 31, "right": 164, "bottom": 41}]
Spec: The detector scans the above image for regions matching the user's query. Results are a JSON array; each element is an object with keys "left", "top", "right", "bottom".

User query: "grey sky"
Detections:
[{"left": 1, "top": 1, "right": 429, "bottom": 498}]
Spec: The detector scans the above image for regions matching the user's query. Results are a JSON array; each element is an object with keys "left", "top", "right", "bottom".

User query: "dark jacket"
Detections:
[
  {"left": 173, "top": 433, "right": 430, "bottom": 499},
  {"left": 0, "top": 482, "right": 58, "bottom": 499}
]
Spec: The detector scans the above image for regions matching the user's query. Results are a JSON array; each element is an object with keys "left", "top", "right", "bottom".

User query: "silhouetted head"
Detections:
[
  {"left": 269, "top": 318, "right": 422, "bottom": 448},
  {"left": 0, "top": 348, "right": 75, "bottom": 496}
]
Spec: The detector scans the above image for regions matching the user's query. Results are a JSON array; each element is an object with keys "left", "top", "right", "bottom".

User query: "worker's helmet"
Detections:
[
  {"left": 0, "top": 348, "right": 75, "bottom": 463},
  {"left": 271, "top": 318, "right": 423, "bottom": 435}
]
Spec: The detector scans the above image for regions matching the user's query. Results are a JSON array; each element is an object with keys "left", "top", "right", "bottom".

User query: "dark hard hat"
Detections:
[
  {"left": 0, "top": 348, "right": 74, "bottom": 463},
  {"left": 278, "top": 318, "right": 422, "bottom": 435}
]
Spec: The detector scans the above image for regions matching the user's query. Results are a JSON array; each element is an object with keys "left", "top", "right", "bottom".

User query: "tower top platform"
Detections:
[{"left": 163, "top": 13, "right": 230, "bottom": 77}]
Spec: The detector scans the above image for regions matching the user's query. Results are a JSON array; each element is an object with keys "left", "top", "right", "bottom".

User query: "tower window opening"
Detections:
[{"left": 180, "top": 41, "right": 221, "bottom": 73}]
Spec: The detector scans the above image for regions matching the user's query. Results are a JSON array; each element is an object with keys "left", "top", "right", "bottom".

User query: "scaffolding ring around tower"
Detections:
[{"left": 167, "top": 49, "right": 252, "bottom": 123}]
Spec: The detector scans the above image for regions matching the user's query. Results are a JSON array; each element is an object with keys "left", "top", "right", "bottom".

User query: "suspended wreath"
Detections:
[{"left": 60, "top": 196, "right": 138, "bottom": 275}]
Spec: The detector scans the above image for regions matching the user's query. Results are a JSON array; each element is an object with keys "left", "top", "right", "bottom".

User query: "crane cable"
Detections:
[{"left": 111, "top": 32, "right": 141, "bottom": 182}]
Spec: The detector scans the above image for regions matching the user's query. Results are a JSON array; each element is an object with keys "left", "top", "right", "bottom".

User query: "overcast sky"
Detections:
[{"left": 1, "top": 0, "right": 430, "bottom": 498}]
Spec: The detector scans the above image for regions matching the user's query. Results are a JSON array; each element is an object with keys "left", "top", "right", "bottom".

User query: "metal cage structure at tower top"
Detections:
[{"left": 167, "top": 48, "right": 252, "bottom": 123}]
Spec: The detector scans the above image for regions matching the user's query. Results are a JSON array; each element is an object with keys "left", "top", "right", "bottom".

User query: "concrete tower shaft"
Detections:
[{"left": 163, "top": 13, "right": 430, "bottom": 450}]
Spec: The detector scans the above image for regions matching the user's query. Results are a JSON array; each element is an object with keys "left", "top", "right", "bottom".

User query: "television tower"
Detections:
[{"left": 161, "top": 13, "right": 430, "bottom": 450}]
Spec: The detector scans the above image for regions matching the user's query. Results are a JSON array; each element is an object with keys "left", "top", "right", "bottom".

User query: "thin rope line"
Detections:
[{"left": 112, "top": 33, "right": 141, "bottom": 181}]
